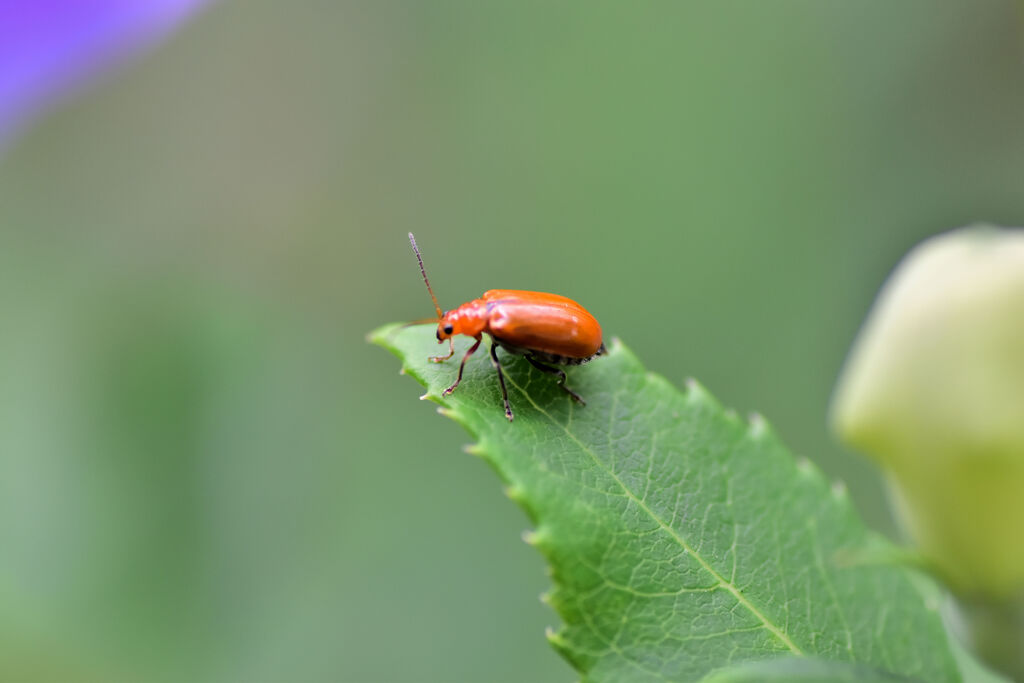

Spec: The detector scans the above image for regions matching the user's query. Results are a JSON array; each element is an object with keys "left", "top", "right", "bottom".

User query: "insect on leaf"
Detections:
[{"left": 370, "top": 325, "right": 960, "bottom": 682}]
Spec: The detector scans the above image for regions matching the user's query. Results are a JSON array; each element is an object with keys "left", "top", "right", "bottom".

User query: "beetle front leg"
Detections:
[
  {"left": 488, "top": 338, "right": 514, "bottom": 421},
  {"left": 443, "top": 335, "right": 481, "bottom": 396},
  {"left": 430, "top": 337, "right": 454, "bottom": 363}
]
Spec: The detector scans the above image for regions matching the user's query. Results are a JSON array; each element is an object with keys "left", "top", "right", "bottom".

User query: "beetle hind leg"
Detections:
[
  {"left": 526, "top": 356, "right": 586, "bottom": 406},
  {"left": 488, "top": 339, "right": 514, "bottom": 421}
]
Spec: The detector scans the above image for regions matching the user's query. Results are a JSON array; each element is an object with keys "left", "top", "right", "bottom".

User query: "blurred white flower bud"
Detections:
[{"left": 831, "top": 226, "right": 1024, "bottom": 599}]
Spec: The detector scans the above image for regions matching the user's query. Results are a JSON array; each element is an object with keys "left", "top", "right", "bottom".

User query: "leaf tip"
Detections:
[
  {"left": 521, "top": 528, "right": 547, "bottom": 547},
  {"left": 366, "top": 323, "right": 401, "bottom": 347},
  {"left": 437, "top": 405, "right": 475, "bottom": 431},
  {"left": 545, "top": 626, "right": 567, "bottom": 648},
  {"left": 545, "top": 627, "right": 585, "bottom": 671},
  {"left": 747, "top": 412, "right": 769, "bottom": 438},
  {"left": 685, "top": 377, "right": 711, "bottom": 404},
  {"left": 796, "top": 456, "right": 816, "bottom": 476},
  {"left": 504, "top": 484, "right": 525, "bottom": 502}
]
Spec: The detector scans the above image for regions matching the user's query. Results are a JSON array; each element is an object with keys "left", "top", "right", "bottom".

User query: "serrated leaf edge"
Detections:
[
  {"left": 497, "top": 356, "right": 807, "bottom": 658},
  {"left": 372, "top": 327, "right": 813, "bottom": 666}
]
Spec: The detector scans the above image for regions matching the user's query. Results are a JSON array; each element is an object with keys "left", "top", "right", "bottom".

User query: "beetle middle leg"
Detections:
[
  {"left": 526, "top": 355, "right": 586, "bottom": 406},
  {"left": 488, "top": 338, "right": 514, "bottom": 421},
  {"left": 443, "top": 335, "right": 482, "bottom": 396}
]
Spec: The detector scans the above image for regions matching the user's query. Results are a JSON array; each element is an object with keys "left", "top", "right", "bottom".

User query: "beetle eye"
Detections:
[{"left": 444, "top": 324, "right": 454, "bottom": 335}]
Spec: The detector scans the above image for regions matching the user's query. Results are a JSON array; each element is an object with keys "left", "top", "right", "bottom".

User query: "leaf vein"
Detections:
[{"left": 504, "top": 372, "right": 805, "bottom": 658}]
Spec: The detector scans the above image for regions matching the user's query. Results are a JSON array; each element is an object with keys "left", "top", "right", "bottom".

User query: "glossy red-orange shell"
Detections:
[{"left": 479, "top": 289, "right": 603, "bottom": 358}]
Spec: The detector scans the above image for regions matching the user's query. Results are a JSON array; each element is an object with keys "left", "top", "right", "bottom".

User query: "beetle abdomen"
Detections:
[
  {"left": 483, "top": 291, "right": 604, "bottom": 359},
  {"left": 495, "top": 342, "right": 607, "bottom": 366}
]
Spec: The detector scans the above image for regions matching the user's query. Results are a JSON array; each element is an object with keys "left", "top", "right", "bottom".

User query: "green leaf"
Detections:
[
  {"left": 370, "top": 325, "right": 960, "bottom": 682},
  {"left": 699, "top": 656, "right": 923, "bottom": 682}
]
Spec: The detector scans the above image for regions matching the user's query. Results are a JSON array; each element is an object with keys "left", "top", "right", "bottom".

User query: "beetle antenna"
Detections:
[{"left": 409, "top": 232, "right": 443, "bottom": 319}]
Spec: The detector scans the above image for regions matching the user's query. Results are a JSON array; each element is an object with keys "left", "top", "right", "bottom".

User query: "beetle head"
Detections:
[{"left": 436, "top": 313, "right": 454, "bottom": 342}]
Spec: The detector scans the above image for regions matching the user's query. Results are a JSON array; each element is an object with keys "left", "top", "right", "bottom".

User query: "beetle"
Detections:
[{"left": 407, "top": 233, "right": 605, "bottom": 421}]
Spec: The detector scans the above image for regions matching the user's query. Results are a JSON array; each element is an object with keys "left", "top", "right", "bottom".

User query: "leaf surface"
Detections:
[
  {"left": 699, "top": 656, "right": 922, "bottom": 682},
  {"left": 371, "top": 325, "right": 959, "bottom": 682}
]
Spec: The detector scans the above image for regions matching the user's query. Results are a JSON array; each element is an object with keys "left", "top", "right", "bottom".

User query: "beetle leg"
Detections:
[
  {"left": 443, "top": 335, "right": 482, "bottom": 396},
  {"left": 526, "top": 355, "right": 586, "bottom": 406},
  {"left": 488, "top": 338, "right": 514, "bottom": 421},
  {"left": 430, "top": 337, "right": 455, "bottom": 363}
]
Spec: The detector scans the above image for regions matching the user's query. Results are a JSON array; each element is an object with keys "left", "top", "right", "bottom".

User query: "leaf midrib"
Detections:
[{"left": 503, "top": 367, "right": 806, "bottom": 658}]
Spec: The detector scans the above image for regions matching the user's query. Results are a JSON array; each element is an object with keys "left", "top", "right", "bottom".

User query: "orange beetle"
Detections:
[{"left": 408, "top": 233, "right": 605, "bottom": 421}]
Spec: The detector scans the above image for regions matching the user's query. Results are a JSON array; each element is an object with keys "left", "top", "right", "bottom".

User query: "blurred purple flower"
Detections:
[{"left": 0, "top": 0, "right": 209, "bottom": 144}]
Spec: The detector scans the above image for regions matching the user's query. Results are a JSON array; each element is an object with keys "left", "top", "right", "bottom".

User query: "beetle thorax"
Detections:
[{"left": 441, "top": 299, "right": 488, "bottom": 338}]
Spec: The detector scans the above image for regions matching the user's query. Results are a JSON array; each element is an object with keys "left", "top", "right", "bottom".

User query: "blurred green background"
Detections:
[{"left": 2, "top": 2, "right": 1024, "bottom": 681}]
